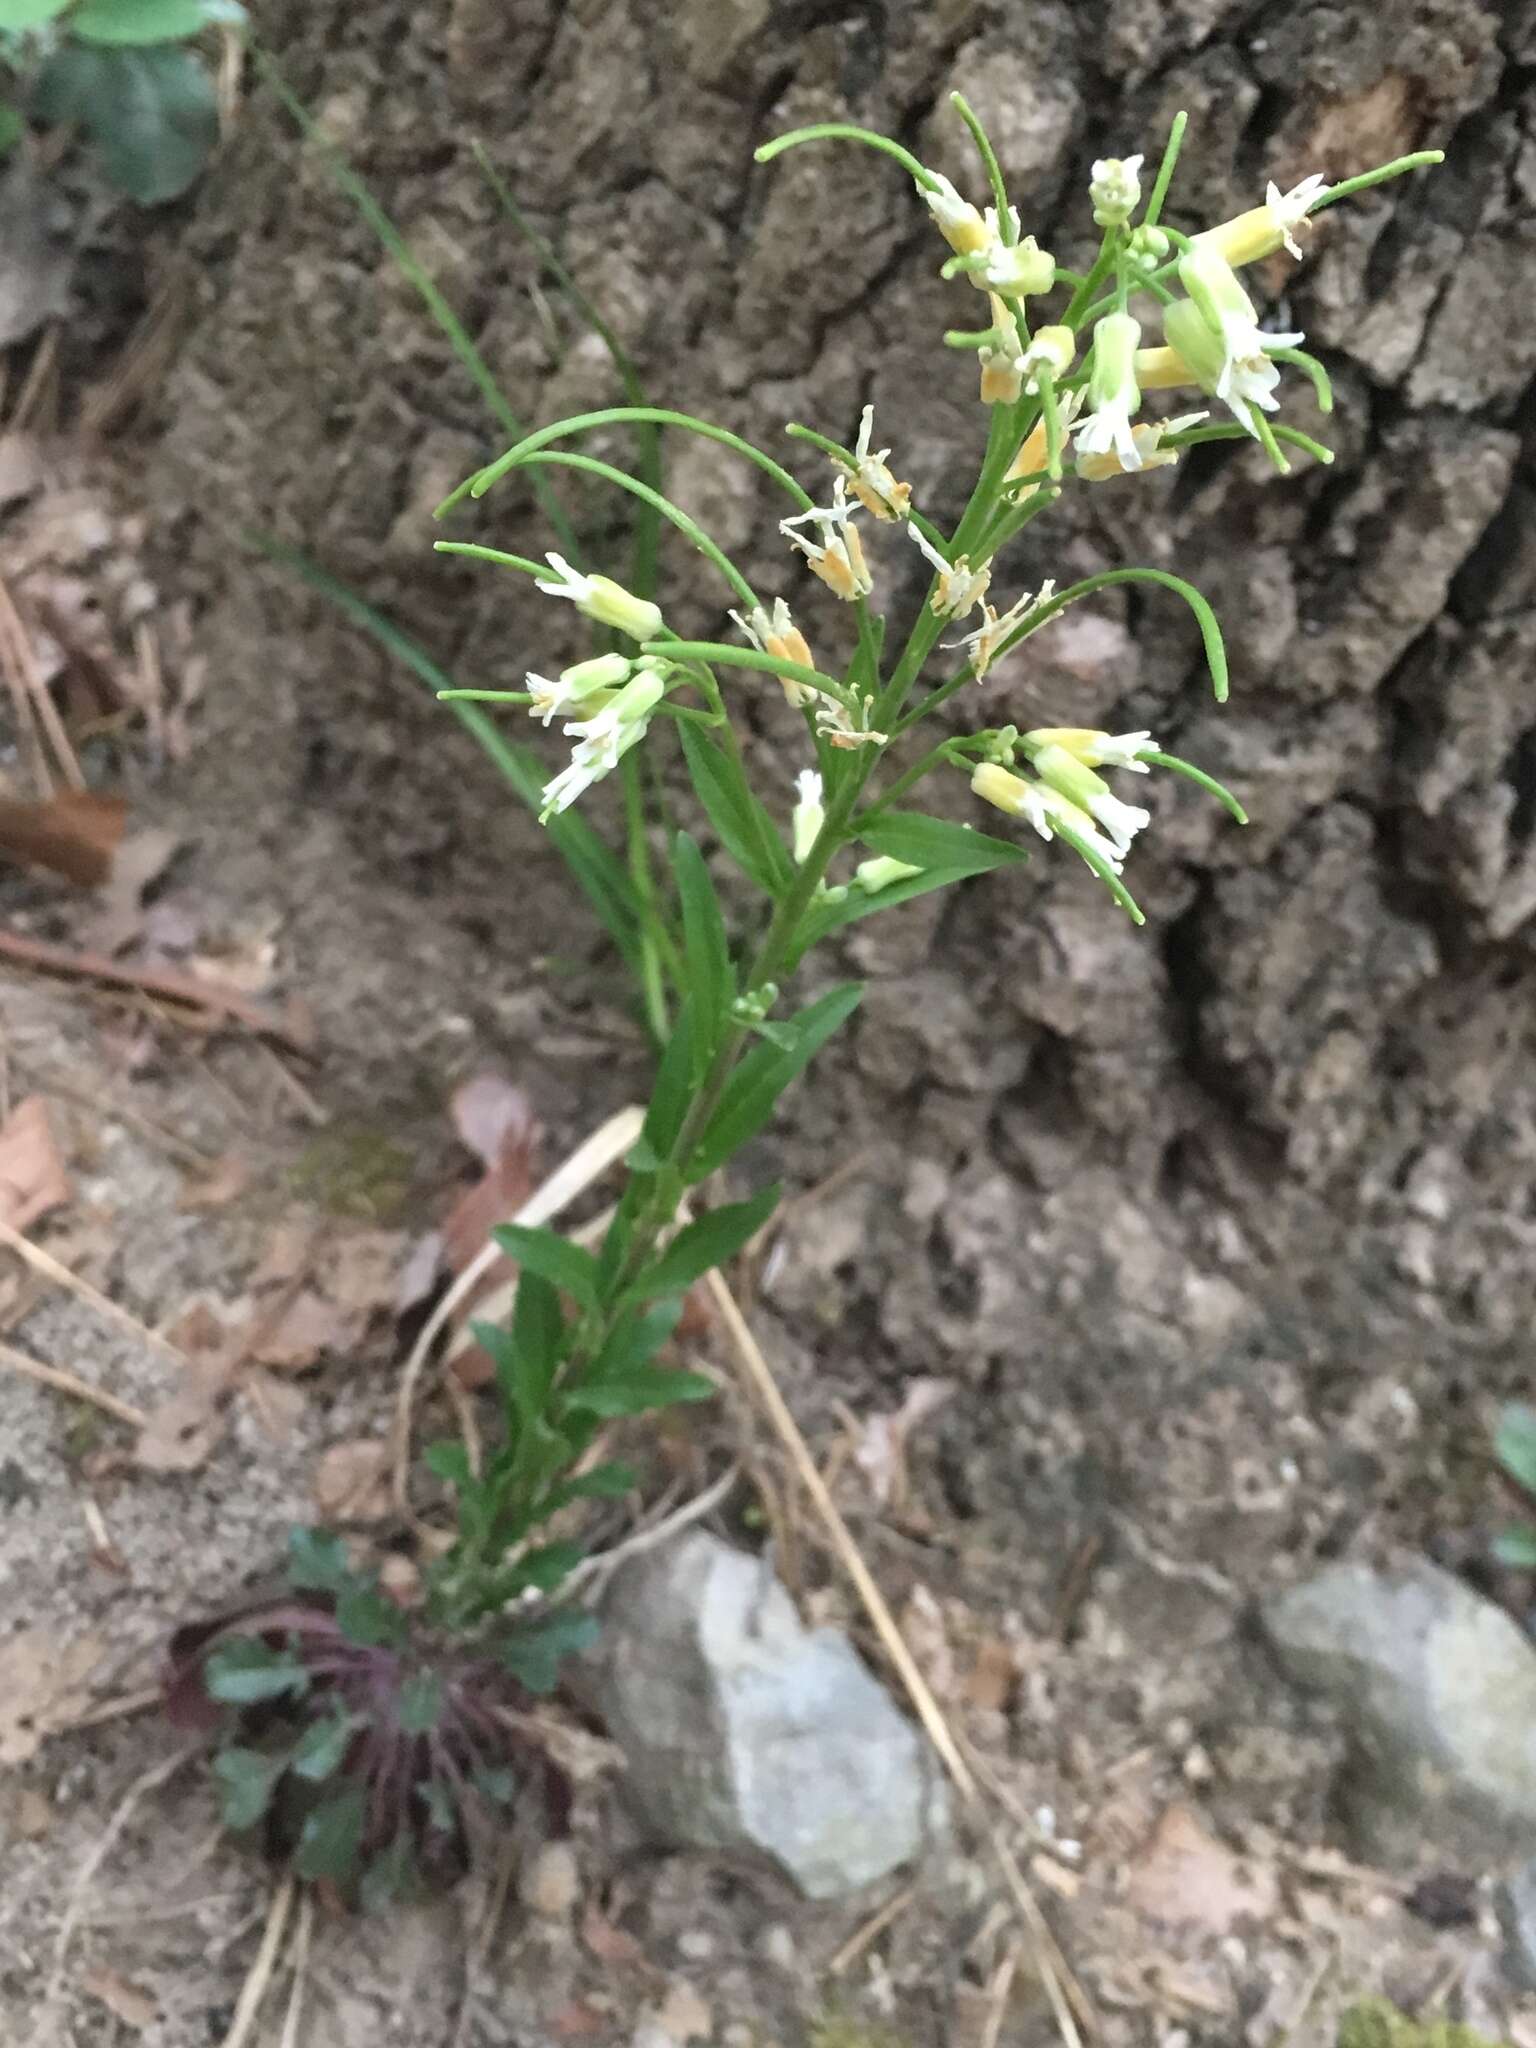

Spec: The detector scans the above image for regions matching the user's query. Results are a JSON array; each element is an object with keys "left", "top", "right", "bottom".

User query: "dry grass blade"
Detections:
[
  {"left": 0, "top": 1336, "right": 149, "bottom": 1429},
  {"left": 276, "top": 1889, "right": 313, "bottom": 2048},
  {"left": 217, "top": 1878, "right": 295, "bottom": 2048},
  {"left": 828, "top": 1884, "right": 916, "bottom": 1977},
  {"left": 392, "top": 1103, "right": 643, "bottom": 1514},
  {"left": 0, "top": 572, "right": 85, "bottom": 792},
  {"left": 704, "top": 1266, "right": 1092, "bottom": 2048},
  {"left": 0, "top": 1214, "right": 186, "bottom": 1364},
  {"left": 46, "top": 1743, "right": 199, "bottom": 2008},
  {"left": 560, "top": 1462, "right": 739, "bottom": 1602}
]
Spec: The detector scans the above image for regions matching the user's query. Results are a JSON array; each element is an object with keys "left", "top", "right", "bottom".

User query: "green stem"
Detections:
[
  {"left": 1311, "top": 151, "right": 1443, "bottom": 214},
  {"left": 646, "top": 638, "right": 853, "bottom": 707},
  {"left": 623, "top": 752, "right": 672, "bottom": 1042},
  {"left": 854, "top": 739, "right": 967, "bottom": 823},
  {"left": 949, "top": 91, "right": 1013, "bottom": 236},
  {"left": 1142, "top": 110, "right": 1187, "bottom": 229},
  {"left": 753, "top": 123, "right": 936, "bottom": 188},
  {"left": 439, "top": 408, "right": 814, "bottom": 520},
  {"left": 519, "top": 451, "right": 760, "bottom": 610}
]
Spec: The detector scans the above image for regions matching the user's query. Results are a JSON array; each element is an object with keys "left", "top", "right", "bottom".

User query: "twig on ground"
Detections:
[
  {"left": 704, "top": 1265, "right": 1094, "bottom": 2048},
  {"left": 392, "top": 1104, "right": 643, "bottom": 1517},
  {"left": 46, "top": 1743, "right": 200, "bottom": 2007},
  {"left": 560, "top": 1462, "right": 739, "bottom": 1602},
  {"left": 0, "top": 927, "right": 313, "bottom": 1054},
  {"left": 217, "top": 1878, "right": 295, "bottom": 2048},
  {"left": 0, "top": 573, "right": 86, "bottom": 792},
  {"left": 980, "top": 1942, "right": 1023, "bottom": 2048},
  {"left": 828, "top": 1885, "right": 916, "bottom": 1977},
  {"left": 62, "top": 1685, "right": 162, "bottom": 1733},
  {"left": 0, "top": 1336, "right": 149, "bottom": 1429},
  {"left": 0, "top": 1215, "right": 186, "bottom": 1365},
  {"left": 276, "top": 1889, "right": 313, "bottom": 2048}
]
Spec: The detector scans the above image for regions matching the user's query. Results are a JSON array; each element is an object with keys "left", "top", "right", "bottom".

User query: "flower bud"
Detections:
[
  {"left": 971, "top": 762, "right": 1030, "bottom": 815},
  {"left": 792, "top": 769, "right": 824, "bottom": 864},
  {"left": 561, "top": 653, "right": 633, "bottom": 698},
  {"left": 1126, "top": 224, "right": 1170, "bottom": 274},
  {"left": 854, "top": 855, "right": 924, "bottom": 895},
  {"left": 580, "top": 576, "right": 663, "bottom": 641},
  {"left": 1090, "top": 154, "right": 1143, "bottom": 228}
]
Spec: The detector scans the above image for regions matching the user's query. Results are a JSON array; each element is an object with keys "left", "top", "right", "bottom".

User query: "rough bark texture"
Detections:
[{"left": 149, "top": 0, "right": 1532, "bottom": 1419}]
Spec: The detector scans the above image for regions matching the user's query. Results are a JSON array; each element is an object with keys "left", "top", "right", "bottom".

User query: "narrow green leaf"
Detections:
[
  {"left": 498, "top": 1611, "right": 600, "bottom": 1695},
  {"left": 860, "top": 812, "right": 1028, "bottom": 877},
  {"left": 71, "top": 0, "right": 214, "bottom": 42},
  {"left": 539, "top": 1461, "right": 639, "bottom": 1515},
  {"left": 679, "top": 722, "right": 790, "bottom": 893},
  {"left": 1497, "top": 1403, "right": 1536, "bottom": 1498},
  {"left": 588, "top": 1299, "right": 683, "bottom": 1382},
  {"left": 423, "top": 1439, "right": 474, "bottom": 1490},
  {"left": 1494, "top": 1527, "right": 1536, "bottom": 1569},
  {"left": 501, "top": 1540, "right": 585, "bottom": 1597},
  {"left": 688, "top": 983, "right": 862, "bottom": 1183},
  {"left": 505, "top": 1270, "right": 566, "bottom": 1426},
  {"left": 290, "top": 1713, "right": 356, "bottom": 1783},
  {"left": 791, "top": 867, "right": 973, "bottom": 961},
  {"left": 635, "top": 998, "right": 694, "bottom": 1166},
  {"left": 568, "top": 1367, "right": 716, "bottom": 1418},
  {"left": 397, "top": 1670, "right": 444, "bottom": 1734},
  {"left": 0, "top": 108, "right": 22, "bottom": 156},
  {"left": 205, "top": 1638, "right": 310, "bottom": 1706},
  {"left": 674, "top": 832, "right": 734, "bottom": 1074},
  {"left": 634, "top": 1184, "right": 779, "bottom": 1301},
  {"left": 213, "top": 1747, "right": 284, "bottom": 1829},
  {"left": 491, "top": 1224, "right": 601, "bottom": 1309},
  {"left": 294, "top": 1785, "right": 366, "bottom": 1883},
  {"left": 248, "top": 545, "right": 643, "bottom": 975}
]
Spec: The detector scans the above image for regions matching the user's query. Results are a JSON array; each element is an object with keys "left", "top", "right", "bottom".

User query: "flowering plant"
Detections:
[{"left": 180, "top": 99, "right": 1439, "bottom": 1903}]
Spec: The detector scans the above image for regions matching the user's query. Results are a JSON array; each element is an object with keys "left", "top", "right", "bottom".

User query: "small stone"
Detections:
[
  {"left": 1264, "top": 1559, "right": 1536, "bottom": 1864},
  {"left": 520, "top": 1840, "right": 580, "bottom": 1919},
  {"left": 757, "top": 1923, "right": 796, "bottom": 1970},
  {"left": 1497, "top": 1856, "right": 1536, "bottom": 1990},
  {"left": 676, "top": 1929, "right": 715, "bottom": 1962},
  {"left": 590, "top": 1532, "right": 948, "bottom": 1899}
]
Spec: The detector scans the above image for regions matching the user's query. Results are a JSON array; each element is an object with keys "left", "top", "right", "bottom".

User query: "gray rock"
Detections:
[
  {"left": 588, "top": 1531, "right": 947, "bottom": 1899},
  {"left": 1263, "top": 1559, "right": 1536, "bottom": 1866},
  {"left": 1496, "top": 1856, "right": 1536, "bottom": 1991}
]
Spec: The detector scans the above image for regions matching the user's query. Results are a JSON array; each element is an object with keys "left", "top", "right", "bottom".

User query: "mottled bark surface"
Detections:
[{"left": 149, "top": 0, "right": 1534, "bottom": 1448}]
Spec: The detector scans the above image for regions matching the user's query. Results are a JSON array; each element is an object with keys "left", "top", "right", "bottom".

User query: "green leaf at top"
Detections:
[
  {"left": 498, "top": 1610, "right": 600, "bottom": 1695},
  {"left": 490, "top": 1224, "right": 601, "bottom": 1310},
  {"left": 1497, "top": 1403, "right": 1536, "bottom": 1499},
  {"left": 687, "top": 982, "right": 862, "bottom": 1184},
  {"left": 70, "top": 0, "right": 239, "bottom": 43},
  {"left": 32, "top": 44, "right": 217, "bottom": 204},
  {"left": 1494, "top": 1526, "right": 1536, "bottom": 1569},
  {"left": 397, "top": 1669, "right": 444, "bottom": 1734},
  {"left": 294, "top": 1784, "right": 366, "bottom": 1883},
  {"left": 678, "top": 722, "right": 791, "bottom": 894},
  {"left": 287, "top": 1525, "right": 353, "bottom": 1594},
  {"left": 859, "top": 810, "right": 1029, "bottom": 877},
  {"left": 566, "top": 1366, "right": 716, "bottom": 1419},
  {"left": 335, "top": 1581, "right": 409, "bottom": 1650},
  {"left": 290, "top": 1712, "right": 357, "bottom": 1783},
  {"left": 213, "top": 1746, "right": 284, "bottom": 1829},
  {"left": 205, "top": 1637, "right": 311, "bottom": 1705},
  {"left": 0, "top": 0, "right": 71, "bottom": 29},
  {"left": 674, "top": 831, "right": 734, "bottom": 1074},
  {"left": 632, "top": 1183, "right": 779, "bottom": 1301}
]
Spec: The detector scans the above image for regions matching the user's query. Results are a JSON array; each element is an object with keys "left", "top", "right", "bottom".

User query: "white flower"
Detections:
[
  {"left": 1176, "top": 244, "right": 1302, "bottom": 406},
  {"left": 1020, "top": 324, "right": 1075, "bottom": 394},
  {"left": 1162, "top": 293, "right": 1291, "bottom": 439},
  {"left": 534, "top": 553, "right": 663, "bottom": 641},
  {"left": 539, "top": 669, "right": 665, "bottom": 819},
  {"left": 791, "top": 768, "right": 824, "bottom": 863},
  {"left": 729, "top": 599, "right": 816, "bottom": 706},
  {"left": 1024, "top": 728, "right": 1157, "bottom": 773},
  {"left": 943, "top": 580, "right": 1057, "bottom": 679},
  {"left": 815, "top": 692, "right": 887, "bottom": 750},
  {"left": 779, "top": 477, "right": 873, "bottom": 601},
  {"left": 1085, "top": 788, "right": 1151, "bottom": 858},
  {"left": 908, "top": 522, "right": 991, "bottom": 619},
  {"left": 1075, "top": 408, "right": 1207, "bottom": 481},
  {"left": 1029, "top": 741, "right": 1151, "bottom": 861},
  {"left": 977, "top": 293, "right": 1027, "bottom": 405},
  {"left": 524, "top": 652, "right": 633, "bottom": 727},
  {"left": 837, "top": 405, "right": 911, "bottom": 521},
  {"left": 920, "top": 170, "right": 989, "bottom": 256},
  {"left": 969, "top": 223, "right": 1055, "bottom": 297},
  {"left": 1074, "top": 310, "right": 1144, "bottom": 473},
  {"left": 1005, "top": 384, "right": 1086, "bottom": 484},
  {"left": 1090, "top": 153, "right": 1143, "bottom": 227},
  {"left": 1265, "top": 173, "right": 1329, "bottom": 259}
]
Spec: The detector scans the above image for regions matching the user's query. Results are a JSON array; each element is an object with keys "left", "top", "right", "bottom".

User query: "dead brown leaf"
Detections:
[
  {"left": 580, "top": 1901, "right": 657, "bottom": 1976},
  {"left": 963, "top": 1636, "right": 1022, "bottom": 1714},
  {"left": 0, "top": 1629, "right": 104, "bottom": 1765},
  {"left": 250, "top": 1287, "right": 351, "bottom": 1372},
  {"left": 438, "top": 1076, "right": 542, "bottom": 1386},
  {"left": 77, "top": 824, "right": 181, "bottom": 956},
  {"left": 1126, "top": 1803, "right": 1279, "bottom": 1934},
  {"left": 0, "top": 1094, "right": 71, "bottom": 1232},
  {"left": 550, "top": 2002, "right": 610, "bottom": 2041},
  {"left": 80, "top": 1966, "right": 157, "bottom": 2031},
  {"left": 0, "top": 790, "right": 125, "bottom": 887},
  {"left": 313, "top": 1437, "right": 391, "bottom": 1523},
  {"left": 176, "top": 1151, "right": 250, "bottom": 1212},
  {"left": 852, "top": 1376, "right": 954, "bottom": 1509},
  {"left": 650, "top": 1981, "right": 712, "bottom": 2045}
]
